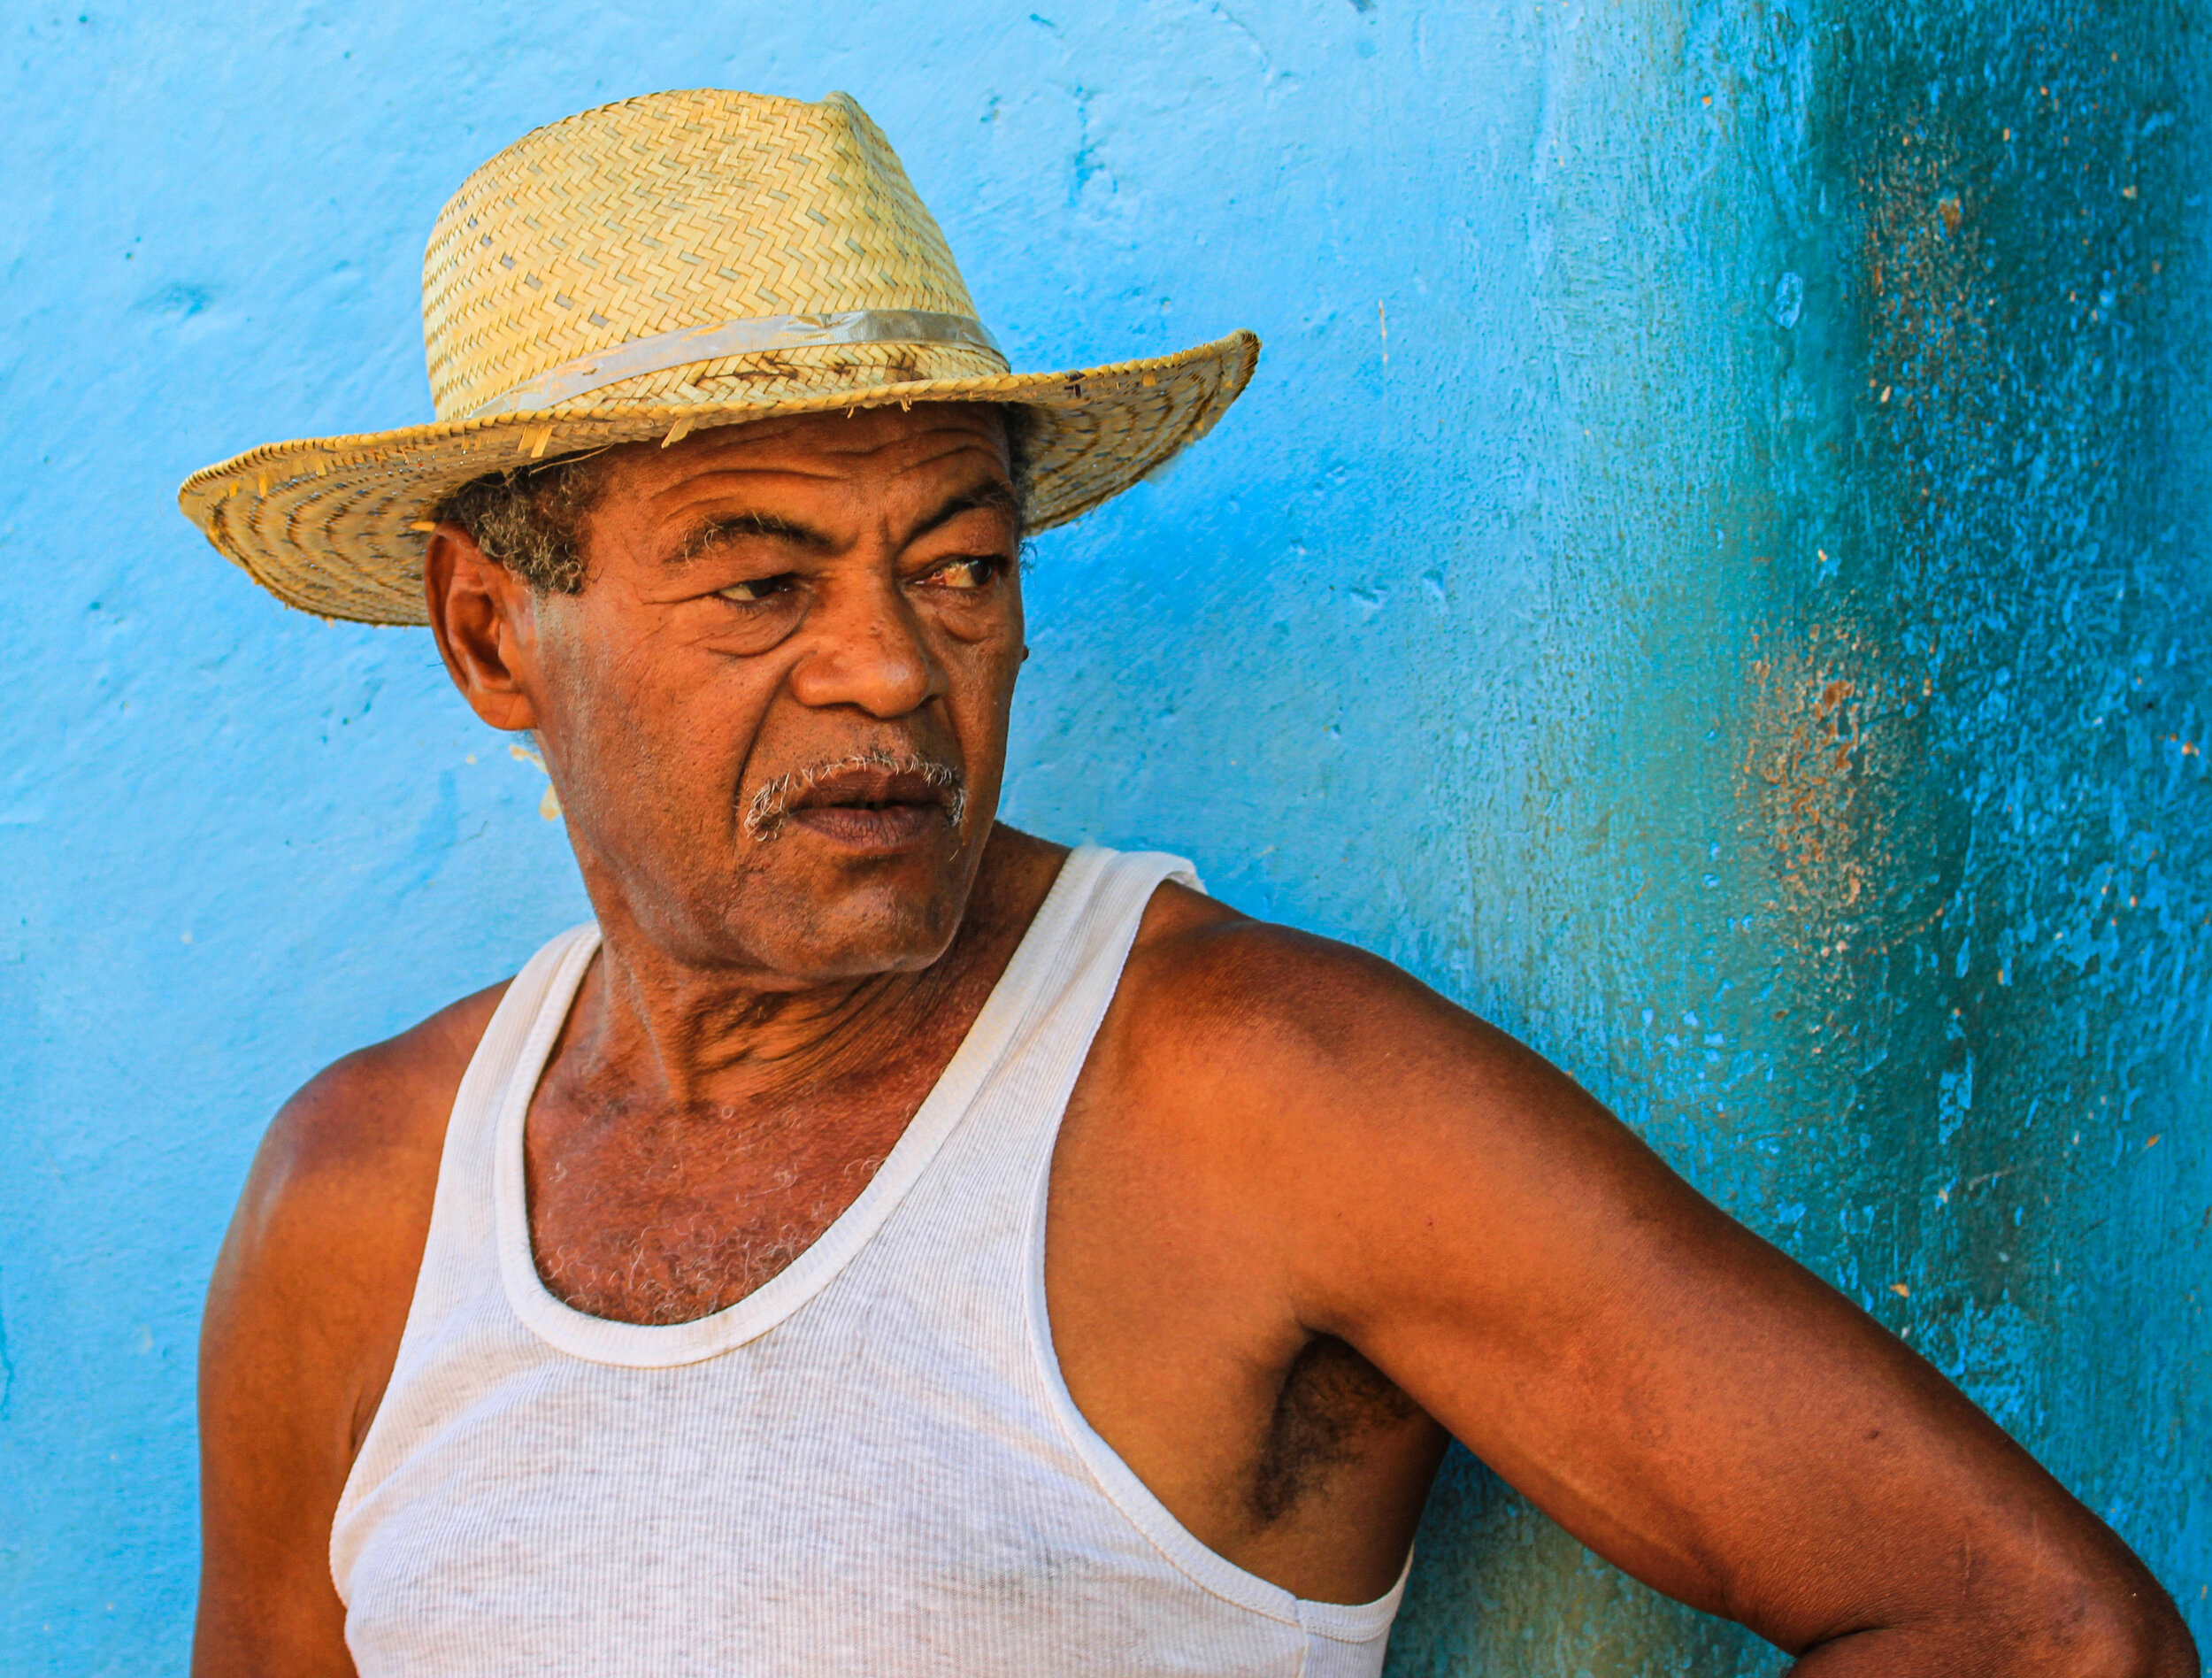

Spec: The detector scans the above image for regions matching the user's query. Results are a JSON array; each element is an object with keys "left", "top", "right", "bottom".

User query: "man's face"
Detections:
[{"left": 449, "top": 404, "right": 1026, "bottom": 984}]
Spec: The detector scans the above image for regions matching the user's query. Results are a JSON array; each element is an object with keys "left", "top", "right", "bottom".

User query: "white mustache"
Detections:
[{"left": 741, "top": 748, "right": 967, "bottom": 843}]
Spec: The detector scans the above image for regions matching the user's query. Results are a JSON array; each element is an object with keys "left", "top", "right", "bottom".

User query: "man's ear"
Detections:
[{"left": 423, "top": 524, "right": 542, "bottom": 733}]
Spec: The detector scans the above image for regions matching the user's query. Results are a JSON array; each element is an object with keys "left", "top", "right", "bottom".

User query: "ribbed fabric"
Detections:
[{"left": 332, "top": 846, "right": 1409, "bottom": 1677}]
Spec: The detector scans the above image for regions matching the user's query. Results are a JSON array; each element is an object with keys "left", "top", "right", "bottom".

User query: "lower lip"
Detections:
[{"left": 784, "top": 802, "right": 949, "bottom": 851}]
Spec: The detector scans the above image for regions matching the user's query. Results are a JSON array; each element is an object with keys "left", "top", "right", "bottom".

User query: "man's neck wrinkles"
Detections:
[{"left": 579, "top": 935, "right": 944, "bottom": 1111}]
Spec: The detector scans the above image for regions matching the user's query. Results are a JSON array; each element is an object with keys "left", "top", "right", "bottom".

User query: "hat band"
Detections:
[{"left": 459, "top": 309, "right": 1007, "bottom": 421}]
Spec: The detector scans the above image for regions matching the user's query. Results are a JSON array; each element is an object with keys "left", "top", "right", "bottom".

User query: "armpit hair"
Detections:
[
  {"left": 426, "top": 403, "right": 1040, "bottom": 596},
  {"left": 1248, "top": 1334, "right": 1423, "bottom": 1527}
]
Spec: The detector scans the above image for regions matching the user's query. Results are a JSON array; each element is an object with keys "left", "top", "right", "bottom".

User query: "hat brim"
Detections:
[{"left": 177, "top": 330, "right": 1258, "bottom": 627}]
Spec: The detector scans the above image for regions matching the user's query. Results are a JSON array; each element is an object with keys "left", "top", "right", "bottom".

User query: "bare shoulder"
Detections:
[
  {"left": 1096, "top": 884, "right": 1601, "bottom": 1265},
  {"left": 232, "top": 981, "right": 509, "bottom": 1261},
  {"left": 273, "top": 982, "right": 505, "bottom": 1171},
  {"left": 1102, "top": 884, "right": 1670, "bottom": 1323},
  {"left": 1116, "top": 881, "right": 1546, "bottom": 1114},
  {"left": 205, "top": 979, "right": 512, "bottom": 1449}
]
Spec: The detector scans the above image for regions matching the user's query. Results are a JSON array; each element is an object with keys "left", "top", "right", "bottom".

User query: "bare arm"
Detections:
[
  {"left": 193, "top": 989, "right": 500, "bottom": 1677},
  {"left": 1197, "top": 928, "right": 2195, "bottom": 1674}
]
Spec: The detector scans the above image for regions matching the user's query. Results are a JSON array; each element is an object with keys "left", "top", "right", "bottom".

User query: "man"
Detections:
[{"left": 182, "top": 89, "right": 2194, "bottom": 1677}]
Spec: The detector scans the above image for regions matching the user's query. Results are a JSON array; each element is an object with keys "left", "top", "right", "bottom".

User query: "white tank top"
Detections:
[{"left": 333, "top": 845, "right": 1409, "bottom": 1677}]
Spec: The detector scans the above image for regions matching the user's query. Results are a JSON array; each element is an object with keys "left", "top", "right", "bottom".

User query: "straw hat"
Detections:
[{"left": 177, "top": 89, "right": 1260, "bottom": 626}]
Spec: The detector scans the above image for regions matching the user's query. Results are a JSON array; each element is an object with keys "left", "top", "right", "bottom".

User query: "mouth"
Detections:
[{"left": 746, "top": 758, "right": 966, "bottom": 854}]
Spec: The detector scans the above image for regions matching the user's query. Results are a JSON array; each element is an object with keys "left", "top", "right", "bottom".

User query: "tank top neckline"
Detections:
[{"left": 490, "top": 843, "right": 1119, "bottom": 1370}]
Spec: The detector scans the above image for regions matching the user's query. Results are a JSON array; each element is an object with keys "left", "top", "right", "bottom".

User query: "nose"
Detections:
[{"left": 784, "top": 570, "right": 941, "bottom": 719}]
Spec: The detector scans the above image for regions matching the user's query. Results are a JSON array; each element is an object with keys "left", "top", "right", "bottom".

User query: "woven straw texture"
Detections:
[{"left": 177, "top": 89, "right": 1259, "bottom": 626}]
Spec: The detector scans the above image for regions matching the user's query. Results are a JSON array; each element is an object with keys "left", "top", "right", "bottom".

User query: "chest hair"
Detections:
[{"left": 526, "top": 1089, "right": 906, "bottom": 1326}]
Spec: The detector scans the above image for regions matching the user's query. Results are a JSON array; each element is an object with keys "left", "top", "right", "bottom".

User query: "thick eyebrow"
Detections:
[
  {"left": 669, "top": 510, "right": 833, "bottom": 566},
  {"left": 903, "top": 480, "right": 1022, "bottom": 546},
  {"left": 665, "top": 479, "right": 1019, "bottom": 568}
]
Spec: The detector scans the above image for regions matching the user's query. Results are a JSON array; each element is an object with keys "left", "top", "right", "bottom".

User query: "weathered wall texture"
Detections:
[{"left": 1, "top": 2, "right": 2203, "bottom": 1672}]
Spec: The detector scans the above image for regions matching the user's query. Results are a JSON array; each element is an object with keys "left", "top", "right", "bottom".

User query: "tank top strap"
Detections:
[
  {"left": 957, "top": 845, "right": 1199, "bottom": 1154},
  {"left": 406, "top": 922, "right": 601, "bottom": 1328}
]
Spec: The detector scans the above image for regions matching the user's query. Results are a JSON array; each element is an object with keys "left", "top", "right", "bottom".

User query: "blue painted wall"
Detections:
[{"left": 2, "top": 2, "right": 2204, "bottom": 1672}]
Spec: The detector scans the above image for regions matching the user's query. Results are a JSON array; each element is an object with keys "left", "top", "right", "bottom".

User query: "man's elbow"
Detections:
[{"left": 2024, "top": 1574, "right": 2199, "bottom": 1678}]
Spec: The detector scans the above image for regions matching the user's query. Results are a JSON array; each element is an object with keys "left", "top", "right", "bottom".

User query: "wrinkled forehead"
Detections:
[{"left": 597, "top": 402, "right": 1015, "bottom": 510}]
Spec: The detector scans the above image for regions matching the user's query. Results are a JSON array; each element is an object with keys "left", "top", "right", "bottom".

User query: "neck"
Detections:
[{"left": 557, "top": 826, "right": 1063, "bottom": 1115}]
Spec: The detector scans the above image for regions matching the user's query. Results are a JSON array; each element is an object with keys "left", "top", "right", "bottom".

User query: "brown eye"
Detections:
[
  {"left": 922, "top": 557, "right": 1002, "bottom": 591},
  {"left": 718, "top": 574, "right": 797, "bottom": 604}
]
